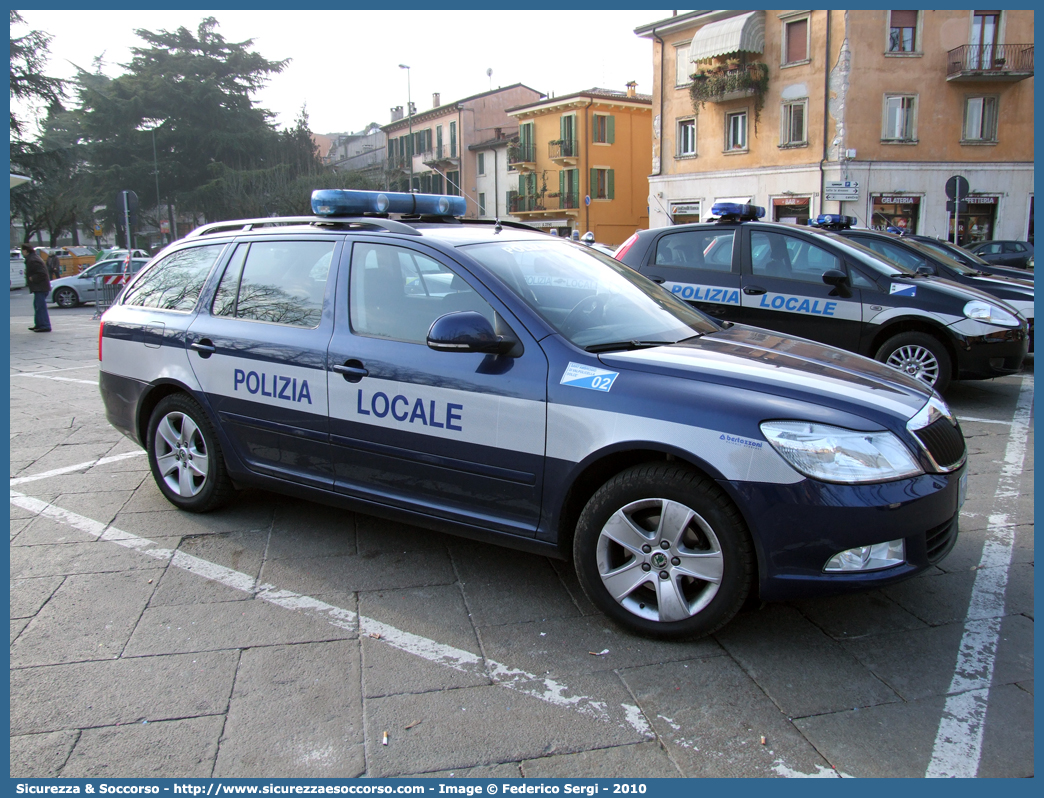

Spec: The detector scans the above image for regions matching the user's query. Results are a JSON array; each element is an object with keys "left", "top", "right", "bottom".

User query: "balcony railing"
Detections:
[
  {"left": 507, "top": 143, "right": 535, "bottom": 165},
  {"left": 558, "top": 193, "right": 579, "bottom": 210},
  {"left": 549, "top": 139, "right": 579, "bottom": 160},
  {"left": 509, "top": 195, "right": 541, "bottom": 213},
  {"left": 421, "top": 146, "right": 459, "bottom": 164},
  {"left": 947, "top": 44, "right": 1034, "bottom": 80},
  {"left": 508, "top": 193, "right": 581, "bottom": 213}
]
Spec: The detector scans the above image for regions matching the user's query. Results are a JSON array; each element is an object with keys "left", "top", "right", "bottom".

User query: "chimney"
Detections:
[
  {"left": 626, "top": 81, "right": 637, "bottom": 98},
  {"left": 391, "top": 105, "right": 403, "bottom": 122},
  {"left": 433, "top": 92, "right": 440, "bottom": 108}
]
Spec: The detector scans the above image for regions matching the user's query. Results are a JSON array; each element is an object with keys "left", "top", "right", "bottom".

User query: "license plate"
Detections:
[{"left": 958, "top": 471, "right": 969, "bottom": 510}]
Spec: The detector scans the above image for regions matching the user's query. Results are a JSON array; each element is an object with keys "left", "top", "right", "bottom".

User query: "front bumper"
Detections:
[
  {"left": 949, "top": 320, "right": 1029, "bottom": 379},
  {"left": 723, "top": 464, "right": 965, "bottom": 601}
]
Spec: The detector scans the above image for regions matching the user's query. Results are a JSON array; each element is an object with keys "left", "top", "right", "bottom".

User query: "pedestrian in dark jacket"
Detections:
[
  {"left": 46, "top": 251, "right": 62, "bottom": 279},
  {"left": 22, "top": 244, "right": 52, "bottom": 332}
]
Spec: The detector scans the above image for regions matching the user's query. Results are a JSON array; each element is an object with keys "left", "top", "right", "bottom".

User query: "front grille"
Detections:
[
  {"left": 913, "top": 416, "right": 966, "bottom": 471},
  {"left": 925, "top": 515, "right": 959, "bottom": 563}
]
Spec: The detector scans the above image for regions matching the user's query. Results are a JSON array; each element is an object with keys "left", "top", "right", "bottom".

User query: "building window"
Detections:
[
  {"left": 972, "top": 10, "right": 1000, "bottom": 68},
  {"left": 478, "top": 193, "right": 486, "bottom": 216},
  {"left": 590, "top": 168, "right": 615, "bottom": 200},
  {"left": 675, "top": 41, "right": 693, "bottom": 86},
  {"left": 780, "top": 100, "right": 807, "bottom": 146},
  {"left": 593, "top": 114, "right": 615, "bottom": 144},
  {"left": 883, "top": 95, "right": 916, "bottom": 141},
  {"left": 783, "top": 17, "right": 809, "bottom": 64},
  {"left": 963, "top": 96, "right": 998, "bottom": 142},
  {"left": 888, "top": 10, "right": 919, "bottom": 52},
  {"left": 446, "top": 170, "right": 460, "bottom": 196},
  {"left": 449, "top": 121, "right": 457, "bottom": 158},
  {"left": 726, "top": 111, "right": 748, "bottom": 151},
  {"left": 678, "top": 118, "right": 696, "bottom": 156},
  {"left": 477, "top": 152, "right": 485, "bottom": 175}
]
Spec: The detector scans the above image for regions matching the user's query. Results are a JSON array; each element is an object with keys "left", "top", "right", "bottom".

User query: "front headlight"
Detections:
[
  {"left": 760, "top": 421, "right": 923, "bottom": 483},
  {"left": 963, "top": 300, "right": 1020, "bottom": 327}
]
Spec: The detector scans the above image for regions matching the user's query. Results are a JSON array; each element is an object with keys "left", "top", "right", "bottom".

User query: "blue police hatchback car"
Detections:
[{"left": 98, "top": 191, "right": 967, "bottom": 639}]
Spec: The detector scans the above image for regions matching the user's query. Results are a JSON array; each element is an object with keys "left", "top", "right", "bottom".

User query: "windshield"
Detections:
[
  {"left": 901, "top": 239, "right": 982, "bottom": 275},
  {"left": 808, "top": 230, "right": 919, "bottom": 276},
  {"left": 915, "top": 238, "right": 991, "bottom": 268},
  {"left": 461, "top": 239, "right": 720, "bottom": 349}
]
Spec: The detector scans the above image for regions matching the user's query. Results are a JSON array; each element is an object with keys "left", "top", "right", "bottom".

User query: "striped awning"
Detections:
[{"left": 688, "top": 11, "right": 766, "bottom": 63}]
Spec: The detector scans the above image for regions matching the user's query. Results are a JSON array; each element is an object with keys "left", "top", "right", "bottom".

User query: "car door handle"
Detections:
[
  {"left": 702, "top": 306, "right": 728, "bottom": 316},
  {"left": 743, "top": 285, "right": 767, "bottom": 296},
  {"left": 189, "top": 340, "right": 216, "bottom": 358},
  {"left": 332, "top": 361, "right": 368, "bottom": 383},
  {"left": 647, "top": 275, "right": 666, "bottom": 284}
]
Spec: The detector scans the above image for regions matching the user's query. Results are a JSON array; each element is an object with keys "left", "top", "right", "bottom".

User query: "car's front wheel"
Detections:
[
  {"left": 573, "top": 463, "right": 754, "bottom": 639},
  {"left": 146, "top": 394, "right": 233, "bottom": 512},
  {"left": 875, "top": 331, "right": 952, "bottom": 393},
  {"left": 53, "top": 287, "right": 78, "bottom": 308}
]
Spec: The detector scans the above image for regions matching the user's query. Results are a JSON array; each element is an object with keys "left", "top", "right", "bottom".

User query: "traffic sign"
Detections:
[
  {"left": 824, "top": 180, "right": 859, "bottom": 202},
  {"left": 945, "top": 175, "right": 970, "bottom": 201},
  {"left": 945, "top": 200, "right": 968, "bottom": 213}
]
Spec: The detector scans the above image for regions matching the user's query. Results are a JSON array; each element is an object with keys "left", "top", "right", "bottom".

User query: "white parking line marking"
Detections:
[
  {"left": 925, "top": 374, "right": 1033, "bottom": 778},
  {"left": 11, "top": 365, "right": 99, "bottom": 375},
  {"left": 8, "top": 489, "right": 652, "bottom": 740},
  {"left": 9, "top": 451, "right": 147, "bottom": 486},
  {"left": 956, "top": 416, "right": 1012, "bottom": 426},
  {"left": 10, "top": 373, "right": 98, "bottom": 386}
]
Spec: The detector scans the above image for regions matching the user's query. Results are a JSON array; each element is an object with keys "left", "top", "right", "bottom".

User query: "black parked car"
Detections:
[
  {"left": 615, "top": 206, "right": 1028, "bottom": 392},
  {"left": 966, "top": 239, "right": 1034, "bottom": 269},
  {"left": 824, "top": 225, "right": 1033, "bottom": 353}
]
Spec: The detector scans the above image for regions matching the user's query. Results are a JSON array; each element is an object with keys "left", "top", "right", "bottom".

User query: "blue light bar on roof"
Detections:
[
  {"left": 813, "top": 214, "right": 857, "bottom": 228},
  {"left": 710, "top": 202, "right": 765, "bottom": 220},
  {"left": 311, "top": 189, "right": 467, "bottom": 217}
]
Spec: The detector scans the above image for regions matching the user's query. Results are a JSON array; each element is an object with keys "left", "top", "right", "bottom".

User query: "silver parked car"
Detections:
[{"left": 47, "top": 258, "right": 150, "bottom": 307}]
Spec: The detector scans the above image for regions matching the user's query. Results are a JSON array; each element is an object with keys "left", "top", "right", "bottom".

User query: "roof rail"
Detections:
[{"left": 184, "top": 215, "right": 422, "bottom": 239}]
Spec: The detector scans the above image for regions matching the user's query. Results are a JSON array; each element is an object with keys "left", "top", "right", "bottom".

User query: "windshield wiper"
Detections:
[{"left": 584, "top": 340, "right": 673, "bottom": 353}]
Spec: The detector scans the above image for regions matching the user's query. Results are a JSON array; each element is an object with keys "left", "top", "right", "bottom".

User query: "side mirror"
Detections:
[
  {"left": 822, "top": 269, "right": 852, "bottom": 298},
  {"left": 427, "top": 311, "right": 516, "bottom": 356},
  {"left": 916, "top": 264, "right": 935, "bottom": 276}
]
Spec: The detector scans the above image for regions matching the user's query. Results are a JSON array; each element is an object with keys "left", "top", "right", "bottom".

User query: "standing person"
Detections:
[
  {"left": 21, "top": 244, "right": 52, "bottom": 332},
  {"left": 46, "top": 250, "right": 62, "bottom": 279}
]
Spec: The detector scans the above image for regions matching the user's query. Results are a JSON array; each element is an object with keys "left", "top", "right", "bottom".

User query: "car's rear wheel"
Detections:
[
  {"left": 146, "top": 394, "right": 233, "bottom": 512},
  {"left": 875, "top": 331, "right": 952, "bottom": 393},
  {"left": 573, "top": 463, "right": 754, "bottom": 640},
  {"left": 53, "top": 287, "right": 78, "bottom": 308}
]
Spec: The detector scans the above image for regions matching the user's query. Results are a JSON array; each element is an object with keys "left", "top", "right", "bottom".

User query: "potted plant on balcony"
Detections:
[{"left": 689, "top": 60, "right": 770, "bottom": 131}]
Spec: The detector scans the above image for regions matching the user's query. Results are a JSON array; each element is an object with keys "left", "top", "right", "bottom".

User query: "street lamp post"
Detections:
[
  {"left": 139, "top": 118, "right": 165, "bottom": 245},
  {"left": 399, "top": 64, "right": 413, "bottom": 192}
]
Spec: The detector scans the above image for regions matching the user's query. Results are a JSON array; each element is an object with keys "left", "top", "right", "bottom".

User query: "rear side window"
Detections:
[
  {"left": 122, "top": 245, "right": 225, "bottom": 312},
  {"left": 853, "top": 237, "right": 926, "bottom": 271},
  {"left": 212, "top": 240, "right": 334, "bottom": 328},
  {"left": 654, "top": 230, "right": 735, "bottom": 272}
]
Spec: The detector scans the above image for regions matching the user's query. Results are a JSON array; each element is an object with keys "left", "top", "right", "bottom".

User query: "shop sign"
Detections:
[
  {"left": 878, "top": 196, "right": 918, "bottom": 204},
  {"left": 967, "top": 196, "right": 998, "bottom": 205},
  {"left": 825, "top": 181, "right": 859, "bottom": 201},
  {"left": 671, "top": 203, "right": 701, "bottom": 216}
]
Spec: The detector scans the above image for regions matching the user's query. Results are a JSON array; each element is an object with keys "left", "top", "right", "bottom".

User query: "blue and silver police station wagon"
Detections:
[{"left": 98, "top": 190, "right": 968, "bottom": 639}]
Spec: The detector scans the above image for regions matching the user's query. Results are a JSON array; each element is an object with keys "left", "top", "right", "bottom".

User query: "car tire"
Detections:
[
  {"left": 573, "top": 463, "right": 754, "bottom": 640},
  {"left": 146, "top": 394, "right": 233, "bottom": 512},
  {"left": 53, "top": 287, "right": 79, "bottom": 308},
  {"left": 875, "top": 331, "right": 952, "bottom": 393}
]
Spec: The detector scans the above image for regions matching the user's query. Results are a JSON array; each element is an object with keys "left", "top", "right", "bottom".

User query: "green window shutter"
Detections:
[
  {"left": 450, "top": 122, "right": 457, "bottom": 157},
  {"left": 559, "top": 170, "right": 565, "bottom": 196},
  {"left": 519, "top": 174, "right": 526, "bottom": 194},
  {"left": 607, "top": 169, "right": 615, "bottom": 200},
  {"left": 590, "top": 168, "right": 597, "bottom": 197},
  {"left": 607, "top": 116, "right": 615, "bottom": 144},
  {"left": 572, "top": 169, "right": 579, "bottom": 198}
]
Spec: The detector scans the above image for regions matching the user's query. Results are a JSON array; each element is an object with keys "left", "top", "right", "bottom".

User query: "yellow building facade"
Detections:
[
  {"left": 636, "top": 10, "right": 1034, "bottom": 244},
  {"left": 505, "top": 86, "right": 652, "bottom": 246}
]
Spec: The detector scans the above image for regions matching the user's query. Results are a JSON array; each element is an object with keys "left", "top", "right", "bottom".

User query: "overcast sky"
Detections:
[{"left": 16, "top": 9, "right": 677, "bottom": 138}]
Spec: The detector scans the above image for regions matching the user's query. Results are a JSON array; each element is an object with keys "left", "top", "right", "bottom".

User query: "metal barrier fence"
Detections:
[{"left": 91, "top": 276, "right": 127, "bottom": 319}]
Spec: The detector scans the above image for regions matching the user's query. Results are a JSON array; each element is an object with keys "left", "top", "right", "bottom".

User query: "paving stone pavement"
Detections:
[{"left": 7, "top": 293, "right": 1034, "bottom": 778}]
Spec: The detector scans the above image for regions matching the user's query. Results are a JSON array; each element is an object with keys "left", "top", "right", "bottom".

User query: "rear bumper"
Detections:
[{"left": 99, "top": 370, "right": 148, "bottom": 445}]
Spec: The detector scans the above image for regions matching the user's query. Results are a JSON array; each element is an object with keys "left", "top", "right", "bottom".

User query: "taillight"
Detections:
[
  {"left": 98, "top": 322, "right": 104, "bottom": 361},
  {"left": 614, "top": 233, "right": 639, "bottom": 261}
]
